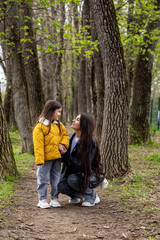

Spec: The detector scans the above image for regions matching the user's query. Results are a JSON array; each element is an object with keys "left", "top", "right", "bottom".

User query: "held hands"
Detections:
[{"left": 58, "top": 144, "right": 67, "bottom": 155}]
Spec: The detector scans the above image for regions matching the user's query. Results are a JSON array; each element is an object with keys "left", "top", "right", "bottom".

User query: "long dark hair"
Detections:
[
  {"left": 78, "top": 113, "right": 102, "bottom": 193},
  {"left": 35, "top": 100, "right": 62, "bottom": 134}
]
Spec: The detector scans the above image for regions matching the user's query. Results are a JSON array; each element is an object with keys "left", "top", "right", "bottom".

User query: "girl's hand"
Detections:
[{"left": 58, "top": 144, "right": 67, "bottom": 154}]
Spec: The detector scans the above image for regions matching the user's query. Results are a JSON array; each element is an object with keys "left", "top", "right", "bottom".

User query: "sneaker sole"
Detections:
[
  {"left": 37, "top": 204, "right": 50, "bottom": 209},
  {"left": 68, "top": 199, "right": 81, "bottom": 204},
  {"left": 50, "top": 205, "right": 61, "bottom": 208},
  {"left": 82, "top": 195, "right": 100, "bottom": 207}
]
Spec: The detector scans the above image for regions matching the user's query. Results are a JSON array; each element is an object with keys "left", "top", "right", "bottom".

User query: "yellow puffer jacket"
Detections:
[{"left": 33, "top": 119, "right": 69, "bottom": 165}]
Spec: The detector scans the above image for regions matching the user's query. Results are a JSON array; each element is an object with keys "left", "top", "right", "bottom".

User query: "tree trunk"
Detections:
[
  {"left": 129, "top": 0, "right": 160, "bottom": 144},
  {"left": 21, "top": 1, "right": 44, "bottom": 126},
  {"left": 90, "top": 59, "right": 97, "bottom": 119},
  {"left": 78, "top": 55, "right": 87, "bottom": 113},
  {"left": 0, "top": 93, "right": 18, "bottom": 180},
  {"left": 0, "top": 21, "right": 16, "bottom": 130},
  {"left": 85, "top": 58, "right": 92, "bottom": 114},
  {"left": 70, "top": 1, "right": 79, "bottom": 119},
  {"left": 90, "top": 10, "right": 104, "bottom": 143},
  {"left": 126, "top": 0, "right": 134, "bottom": 105},
  {"left": 78, "top": 0, "right": 90, "bottom": 113},
  {"left": 55, "top": 2, "right": 65, "bottom": 103},
  {"left": 129, "top": 41, "right": 157, "bottom": 144},
  {"left": 4, "top": 70, "right": 17, "bottom": 130},
  {"left": 8, "top": 2, "right": 33, "bottom": 153},
  {"left": 91, "top": 0, "right": 129, "bottom": 179}
]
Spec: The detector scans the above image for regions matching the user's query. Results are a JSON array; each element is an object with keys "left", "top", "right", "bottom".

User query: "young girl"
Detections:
[{"left": 33, "top": 100, "right": 69, "bottom": 209}]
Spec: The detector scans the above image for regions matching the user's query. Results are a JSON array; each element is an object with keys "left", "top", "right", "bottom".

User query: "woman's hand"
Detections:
[{"left": 58, "top": 144, "right": 67, "bottom": 155}]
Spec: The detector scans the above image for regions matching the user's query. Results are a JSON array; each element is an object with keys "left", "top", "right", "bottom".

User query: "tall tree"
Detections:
[
  {"left": 129, "top": 0, "right": 160, "bottom": 144},
  {"left": 129, "top": 37, "right": 158, "bottom": 144},
  {"left": 78, "top": 0, "right": 89, "bottom": 113},
  {"left": 90, "top": 9, "right": 104, "bottom": 143},
  {"left": 91, "top": 0, "right": 129, "bottom": 179},
  {"left": 54, "top": 2, "right": 65, "bottom": 103},
  {"left": 0, "top": 93, "right": 18, "bottom": 180},
  {"left": 21, "top": 0, "right": 44, "bottom": 126},
  {"left": 6, "top": 1, "right": 34, "bottom": 153}
]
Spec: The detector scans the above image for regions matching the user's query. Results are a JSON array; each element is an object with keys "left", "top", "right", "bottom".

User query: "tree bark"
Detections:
[
  {"left": 0, "top": 93, "right": 18, "bottom": 180},
  {"left": 21, "top": 1, "right": 44, "bottom": 126},
  {"left": 78, "top": 55, "right": 87, "bottom": 113},
  {"left": 90, "top": 10, "right": 104, "bottom": 143},
  {"left": 55, "top": 2, "right": 65, "bottom": 103},
  {"left": 85, "top": 59, "right": 92, "bottom": 114},
  {"left": 91, "top": 0, "right": 129, "bottom": 179},
  {"left": 78, "top": 0, "right": 90, "bottom": 113},
  {"left": 7, "top": 2, "right": 33, "bottom": 153},
  {"left": 90, "top": 59, "right": 97, "bottom": 119},
  {"left": 129, "top": 0, "right": 160, "bottom": 144},
  {"left": 129, "top": 41, "right": 157, "bottom": 144},
  {"left": 126, "top": 0, "right": 134, "bottom": 105},
  {"left": 70, "top": 1, "right": 79, "bottom": 118}
]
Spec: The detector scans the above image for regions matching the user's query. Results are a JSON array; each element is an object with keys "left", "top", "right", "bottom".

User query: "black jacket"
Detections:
[{"left": 61, "top": 133, "right": 104, "bottom": 187}]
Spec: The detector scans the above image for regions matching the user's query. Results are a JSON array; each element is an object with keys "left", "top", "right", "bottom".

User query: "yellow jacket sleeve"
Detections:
[
  {"left": 33, "top": 123, "right": 45, "bottom": 165},
  {"left": 60, "top": 124, "right": 70, "bottom": 149}
]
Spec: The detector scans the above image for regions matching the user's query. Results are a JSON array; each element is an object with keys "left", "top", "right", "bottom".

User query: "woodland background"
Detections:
[{"left": 0, "top": 0, "right": 160, "bottom": 181}]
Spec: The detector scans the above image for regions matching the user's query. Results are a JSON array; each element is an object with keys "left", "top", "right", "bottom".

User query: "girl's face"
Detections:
[
  {"left": 71, "top": 114, "right": 81, "bottom": 131},
  {"left": 52, "top": 108, "right": 62, "bottom": 121}
]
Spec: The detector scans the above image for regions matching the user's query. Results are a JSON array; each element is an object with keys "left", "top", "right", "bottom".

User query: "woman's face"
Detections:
[
  {"left": 71, "top": 114, "right": 81, "bottom": 131},
  {"left": 52, "top": 108, "right": 62, "bottom": 121}
]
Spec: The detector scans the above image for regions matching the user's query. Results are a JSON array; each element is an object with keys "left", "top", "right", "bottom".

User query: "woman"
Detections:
[{"left": 58, "top": 113, "right": 105, "bottom": 207}]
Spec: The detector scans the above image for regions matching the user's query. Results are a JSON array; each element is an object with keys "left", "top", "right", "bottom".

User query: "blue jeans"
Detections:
[
  {"left": 58, "top": 173, "right": 96, "bottom": 204},
  {"left": 37, "top": 159, "right": 61, "bottom": 200}
]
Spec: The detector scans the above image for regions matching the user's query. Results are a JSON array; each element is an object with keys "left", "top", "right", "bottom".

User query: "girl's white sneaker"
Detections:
[{"left": 37, "top": 199, "right": 50, "bottom": 208}]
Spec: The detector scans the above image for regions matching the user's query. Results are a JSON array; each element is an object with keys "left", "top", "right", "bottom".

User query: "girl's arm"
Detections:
[{"left": 33, "top": 123, "right": 45, "bottom": 165}]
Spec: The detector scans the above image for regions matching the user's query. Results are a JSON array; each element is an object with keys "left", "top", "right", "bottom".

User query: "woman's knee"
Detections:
[{"left": 67, "top": 174, "right": 81, "bottom": 190}]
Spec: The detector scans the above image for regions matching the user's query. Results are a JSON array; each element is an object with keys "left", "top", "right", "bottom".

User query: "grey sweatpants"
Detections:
[{"left": 37, "top": 159, "right": 61, "bottom": 200}]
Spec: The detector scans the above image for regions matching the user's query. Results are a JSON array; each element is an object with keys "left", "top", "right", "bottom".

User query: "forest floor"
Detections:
[{"left": 0, "top": 132, "right": 160, "bottom": 240}]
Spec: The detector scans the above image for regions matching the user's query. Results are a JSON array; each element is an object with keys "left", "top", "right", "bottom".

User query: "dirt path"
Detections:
[{"left": 0, "top": 165, "right": 159, "bottom": 240}]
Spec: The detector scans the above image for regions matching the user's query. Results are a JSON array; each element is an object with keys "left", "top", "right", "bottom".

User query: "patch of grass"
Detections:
[
  {"left": 145, "top": 152, "right": 160, "bottom": 165},
  {"left": 104, "top": 142, "right": 160, "bottom": 215},
  {"left": 0, "top": 131, "right": 35, "bottom": 216},
  {"left": 0, "top": 181, "right": 15, "bottom": 213}
]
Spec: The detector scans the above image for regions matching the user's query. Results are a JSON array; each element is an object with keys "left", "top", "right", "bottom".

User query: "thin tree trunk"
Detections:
[
  {"left": 8, "top": 2, "right": 33, "bottom": 153},
  {"left": 85, "top": 59, "right": 92, "bottom": 114},
  {"left": 91, "top": 0, "right": 129, "bottom": 179},
  {"left": 126, "top": 0, "right": 134, "bottom": 105},
  {"left": 71, "top": 1, "right": 79, "bottom": 118},
  {"left": 90, "top": 10, "right": 104, "bottom": 143},
  {"left": 0, "top": 22, "right": 16, "bottom": 129},
  {"left": 0, "top": 93, "right": 19, "bottom": 180},
  {"left": 90, "top": 59, "right": 97, "bottom": 119},
  {"left": 78, "top": 55, "right": 87, "bottom": 113},
  {"left": 129, "top": 0, "right": 160, "bottom": 144},
  {"left": 78, "top": 0, "right": 90, "bottom": 113},
  {"left": 55, "top": 2, "right": 65, "bottom": 103},
  {"left": 21, "top": 1, "right": 44, "bottom": 126},
  {"left": 129, "top": 41, "right": 157, "bottom": 144}
]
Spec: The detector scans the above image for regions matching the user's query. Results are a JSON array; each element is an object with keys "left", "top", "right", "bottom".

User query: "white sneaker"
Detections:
[
  {"left": 37, "top": 199, "right": 50, "bottom": 209},
  {"left": 100, "top": 178, "right": 109, "bottom": 190},
  {"left": 82, "top": 193, "right": 100, "bottom": 207},
  {"left": 50, "top": 199, "right": 61, "bottom": 207},
  {"left": 68, "top": 197, "right": 81, "bottom": 204}
]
